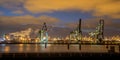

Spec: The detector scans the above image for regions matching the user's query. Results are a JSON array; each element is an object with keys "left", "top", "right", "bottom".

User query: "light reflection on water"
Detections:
[
  {"left": 4, "top": 46, "right": 10, "bottom": 52},
  {"left": 0, "top": 44, "right": 119, "bottom": 53}
]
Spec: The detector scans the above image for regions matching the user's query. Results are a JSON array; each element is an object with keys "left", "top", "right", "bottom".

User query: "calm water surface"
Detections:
[{"left": 0, "top": 44, "right": 119, "bottom": 53}]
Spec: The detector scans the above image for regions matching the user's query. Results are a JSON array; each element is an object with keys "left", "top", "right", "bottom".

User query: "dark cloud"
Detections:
[
  {"left": 0, "top": 0, "right": 120, "bottom": 19},
  {"left": 0, "top": 0, "right": 24, "bottom": 10},
  {"left": 0, "top": 15, "right": 60, "bottom": 36},
  {"left": 0, "top": 15, "right": 59, "bottom": 26},
  {"left": 0, "top": 0, "right": 120, "bottom": 38}
]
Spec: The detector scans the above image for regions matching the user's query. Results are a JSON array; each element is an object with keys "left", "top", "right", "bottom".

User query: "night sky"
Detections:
[{"left": 0, "top": 0, "right": 120, "bottom": 37}]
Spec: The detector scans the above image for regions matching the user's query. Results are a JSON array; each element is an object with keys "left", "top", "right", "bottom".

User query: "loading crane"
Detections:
[
  {"left": 39, "top": 22, "right": 48, "bottom": 43},
  {"left": 70, "top": 19, "right": 82, "bottom": 42},
  {"left": 89, "top": 19, "right": 104, "bottom": 43}
]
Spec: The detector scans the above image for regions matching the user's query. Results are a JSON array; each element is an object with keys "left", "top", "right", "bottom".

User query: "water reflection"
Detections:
[
  {"left": 19, "top": 44, "right": 23, "bottom": 52},
  {"left": 35, "top": 44, "right": 38, "bottom": 52},
  {"left": 0, "top": 44, "right": 119, "bottom": 53},
  {"left": 4, "top": 46, "right": 10, "bottom": 53},
  {"left": 26, "top": 44, "right": 30, "bottom": 51}
]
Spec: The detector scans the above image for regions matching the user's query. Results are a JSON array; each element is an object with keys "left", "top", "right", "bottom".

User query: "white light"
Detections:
[{"left": 43, "top": 37, "right": 46, "bottom": 40}]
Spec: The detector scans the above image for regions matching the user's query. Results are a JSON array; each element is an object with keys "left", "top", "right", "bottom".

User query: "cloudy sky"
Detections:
[{"left": 0, "top": 0, "right": 120, "bottom": 37}]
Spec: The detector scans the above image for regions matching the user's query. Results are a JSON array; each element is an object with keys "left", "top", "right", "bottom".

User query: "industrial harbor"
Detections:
[
  {"left": 1, "top": 19, "right": 120, "bottom": 43},
  {"left": 0, "top": 0, "right": 120, "bottom": 59},
  {"left": 0, "top": 19, "right": 120, "bottom": 58}
]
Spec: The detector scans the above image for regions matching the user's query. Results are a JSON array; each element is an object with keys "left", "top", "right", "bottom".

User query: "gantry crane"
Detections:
[
  {"left": 89, "top": 19, "right": 104, "bottom": 43},
  {"left": 39, "top": 22, "right": 48, "bottom": 43},
  {"left": 70, "top": 19, "right": 82, "bottom": 42}
]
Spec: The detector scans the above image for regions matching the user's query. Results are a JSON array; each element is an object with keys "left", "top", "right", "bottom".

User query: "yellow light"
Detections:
[
  {"left": 5, "top": 46, "right": 10, "bottom": 52},
  {"left": 53, "top": 38, "right": 57, "bottom": 41}
]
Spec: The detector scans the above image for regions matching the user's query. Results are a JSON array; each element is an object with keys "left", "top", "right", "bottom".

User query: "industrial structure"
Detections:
[
  {"left": 39, "top": 22, "right": 48, "bottom": 43},
  {"left": 69, "top": 19, "right": 82, "bottom": 42},
  {"left": 1, "top": 19, "right": 120, "bottom": 44},
  {"left": 1, "top": 18, "right": 120, "bottom": 53},
  {"left": 3, "top": 28, "right": 34, "bottom": 43},
  {"left": 1, "top": 17, "right": 120, "bottom": 58},
  {"left": 89, "top": 19, "right": 104, "bottom": 43}
]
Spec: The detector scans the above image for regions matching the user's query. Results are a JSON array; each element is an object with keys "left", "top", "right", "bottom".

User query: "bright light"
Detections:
[
  {"left": 53, "top": 38, "right": 57, "bottom": 41},
  {"left": 43, "top": 37, "right": 46, "bottom": 40}
]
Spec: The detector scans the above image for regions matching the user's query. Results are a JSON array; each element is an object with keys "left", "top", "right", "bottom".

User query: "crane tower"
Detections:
[
  {"left": 70, "top": 19, "right": 82, "bottom": 42},
  {"left": 39, "top": 22, "right": 48, "bottom": 43},
  {"left": 89, "top": 19, "right": 104, "bottom": 43}
]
